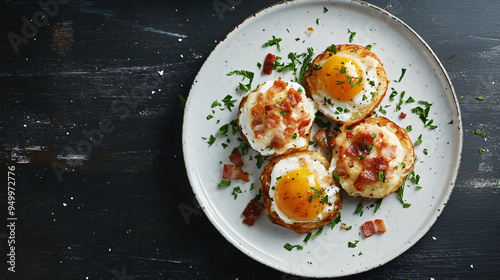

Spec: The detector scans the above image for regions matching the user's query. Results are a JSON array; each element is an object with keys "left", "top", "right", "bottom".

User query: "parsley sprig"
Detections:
[{"left": 226, "top": 70, "right": 254, "bottom": 92}]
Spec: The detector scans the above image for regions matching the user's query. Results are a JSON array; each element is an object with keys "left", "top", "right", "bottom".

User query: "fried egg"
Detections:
[
  {"left": 261, "top": 151, "right": 342, "bottom": 234},
  {"left": 238, "top": 78, "right": 316, "bottom": 156},
  {"left": 330, "top": 116, "right": 415, "bottom": 200},
  {"left": 304, "top": 44, "right": 389, "bottom": 126}
]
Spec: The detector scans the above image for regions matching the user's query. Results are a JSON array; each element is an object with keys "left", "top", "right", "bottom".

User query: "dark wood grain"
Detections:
[{"left": 1, "top": 0, "right": 499, "bottom": 279}]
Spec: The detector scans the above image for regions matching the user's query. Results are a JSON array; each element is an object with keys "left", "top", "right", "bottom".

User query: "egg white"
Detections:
[
  {"left": 269, "top": 154, "right": 340, "bottom": 224},
  {"left": 239, "top": 81, "right": 316, "bottom": 156}
]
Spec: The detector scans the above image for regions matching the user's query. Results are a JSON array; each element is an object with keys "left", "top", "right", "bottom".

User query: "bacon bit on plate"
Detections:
[
  {"left": 306, "top": 27, "right": 315, "bottom": 36},
  {"left": 223, "top": 164, "right": 249, "bottom": 182},
  {"left": 361, "top": 219, "right": 387, "bottom": 238},
  {"left": 229, "top": 149, "right": 244, "bottom": 167},
  {"left": 313, "top": 128, "right": 337, "bottom": 149},
  {"left": 242, "top": 198, "right": 264, "bottom": 226},
  {"left": 262, "top": 53, "right": 276, "bottom": 75}
]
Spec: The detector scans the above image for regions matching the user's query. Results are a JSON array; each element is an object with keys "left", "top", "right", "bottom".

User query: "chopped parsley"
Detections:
[
  {"left": 327, "top": 44, "right": 338, "bottom": 54},
  {"left": 217, "top": 124, "right": 229, "bottom": 137},
  {"left": 414, "top": 134, "right": 423, "bottom": 146},
  {"left": 255, "top": 188, "right": 262, "bottom": 200},
  {"left": 229, "top": 119, "right": 239, "bottom": 135},
  {"left": 255, "top": 154, "right": 265, "bottom": 169},
  {"left": 312, "top": 227, "right": 323, "bottom": 240},
  {"left": 378, "top": 170, "right": 386, "bottom": 182},
  {"left": 332, "top": 171, "right": 340, "bottom": 183},
  {"left": 178, "top": 95, "right": 186, "bottom": 109},
  {"left": 205, "top": 135, "right": 216, "bottom": 146},
  {"left": 396, "top": 91, "right": 406, "bottom": 111},
  {"left": 232, "top": 186, "right": 242, "bottom": 199},
  {"left": 226, "top": 70, "right": 254, "bottom": 92},
  {"left": 389, "top": 88, "right": 398, "bottom": 101},
  {"left": 348, "top": 240, "right": 359, "bottom": 248},
  {"left": 395, "top": 68, "right": 407, "bottom": 83},
  {"left": 297, "top": 47, "right": 315, "bottom": 82},
  {"left": 237, "top": 137, "right": 249, "bottom": 155},
  {"left": 211, "top": 100, "right": 222, "bottom": 108},
  {"left": 221, "top": 94, "right": 237, "bottom": 112},
  {"left": 347, "top": 29, "right": 356, "bottom": 43},
  {"left": 406, "top": 96, "right": 415, "bottom": 103},
  {"left": 354, "top": 201, "right": 364, "bottom": 216},
  {"left": 263, "top": 35, "right": 283, "bottom": 51},
  {"left": 218, "top": 179, "right": 231, "bottom": 188},
  {"left": 303, "top": 232, "right": 312, "bottom": 243},
  {"left": 406, "top": 125, "right": 412, "bottom": 132},
  {"left": 475, "top": 95, "right": 485, "bottom": 100},
  {"left": 331, "top": 212, "right": 341, "bottom": 229},
  {"left": 308, "top": 187, "right": 322, "bottom": 202},
  {"left": 284, "top": 243, "right": 303, "bottom": 251},
  {"left": 373, "top": 198, "right": 383, "bottom": 213},
  {"left": 379, "top": 105, "right": 387, "bottom": 114},
  {"left": 479, "top": 147, "right": 485, "bottom": 154},
  {"left": 412, "top": 100, "right": 437, "bottom": 129},
  {"left": 396, "top": 178, "right": 411, "bottom": 208},
  {"left": 472, "top": 129, "right": 485, "bottom": 137},
  {"left": 323, "top": 6, "right": 328, "bottom": 13}
]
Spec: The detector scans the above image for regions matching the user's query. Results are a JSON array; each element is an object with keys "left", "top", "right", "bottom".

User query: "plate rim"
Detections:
[{"left": 182, "top": 0, "right": 463, "bottom": 277}]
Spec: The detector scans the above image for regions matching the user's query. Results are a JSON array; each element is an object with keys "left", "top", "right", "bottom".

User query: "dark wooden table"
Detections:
[{"left": 1, "top": 0, "right": 499, "bottom": 279}]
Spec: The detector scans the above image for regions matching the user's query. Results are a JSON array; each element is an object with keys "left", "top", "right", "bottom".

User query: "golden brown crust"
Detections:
[
  {"left": 303, "top": 44, "right": 389, "bottom": 126},
  {"left": 333, "top": 116, "right": 415, "bottom": 200},
  {"left": 260, "top": 151, "right": 342, "bottom": 234},
  {"left": 237, "top": 83, "right": 312, "bottom": 157}
]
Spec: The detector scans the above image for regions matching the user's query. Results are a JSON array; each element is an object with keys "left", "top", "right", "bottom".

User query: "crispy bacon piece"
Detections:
[
  {"left": 265, "top": 111, "right": 280, "bottom": 128},
  {"left": 273, "top": 78, "right": 287, "bottom": 92},
  {"left": 229, "top": 149, "right": 244, "bottom": 167},
  {"left": 251, "top": 103, "right": 265, "bottom": 117},
  {"left": 286, "top": 88, "right": 302, "bottom": 106},
  {"left": 380, "top": 142, "right": 397, "bottom": 162},
  {"left": 223, "top": 164, "right": 249, "bottom": 182},
  {"left": 353, "top": 168, "right": 378, "bottom": 192},
  {"left": 297, "top": 118, "right": 311, "bottom": 137},
  {"left": 262, "top": 53, "right": 276, "bottom": 75},
  {"left": 242, "top": 198, "right": 264, "bottom": 226},
  {"left": 361, "top": 219, "right": 386, "bottom": 238},
  {"left": 335, "top": 159, "right": 348, "bottom": 177},
  {"left": 313, "top": 128, "right": 336, "bottom": 149}
]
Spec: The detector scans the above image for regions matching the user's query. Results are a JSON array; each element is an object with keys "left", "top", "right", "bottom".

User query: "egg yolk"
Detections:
[
  {"left": 317, "top": 56, "right": 364, "bottom": 102},
  {"left": 274, "top": 168, "right": 325, "bottom": 222}
]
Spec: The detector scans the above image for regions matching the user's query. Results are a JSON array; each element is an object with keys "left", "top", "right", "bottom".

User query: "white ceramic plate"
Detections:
[{"left": 182, "top": 0, "right": 462, "bottom": 277}]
